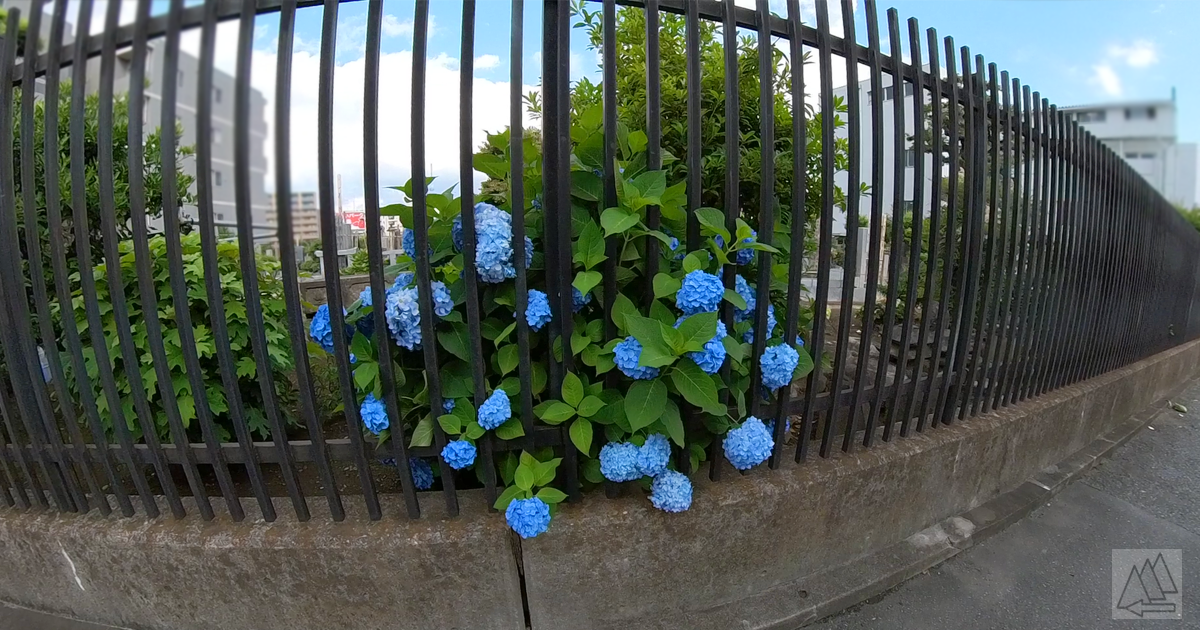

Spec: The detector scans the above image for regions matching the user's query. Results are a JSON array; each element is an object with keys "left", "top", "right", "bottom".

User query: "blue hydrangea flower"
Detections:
[
  {"left": 650, "top": 470, "right": 693, "bottom": 512},
  {"left": 443, "top": 398, "right": 456, "bottom": 413},
  {"left": 431, "top": 281, "right": 453, "bottom": 317},
  {"left": 531, "top": 197, "right": 542, "bottom": 211},
  {"left": 392, "top": 272, "right": 414, "bottom": 290},
  {"left": 599, "top": 441, "right": 642, "bottom": 482},
  {"left": 734, "top": 275, "right": 756, "bottom": 322},
  {"left": 523, "top": 289, "right": 553, "bottom": 331},
  {"left": 761, "top": 343, "right": 800, "bottom": 391},
  {"left": 675, "top": 318, "right": 727, "bottom": 375},
  {"left": 441, "top": 439, "right": 476, "bottom": 470},
  {"left": 723, "top": 416, "right": 774, "bottom": 470},
  {"left": 506, "top": 497, "right": 551, "bottom": 539},
  {"left": 478, "top": 389, "right": 511, "bottom": 430},
  {"left": 401, "top": 229, "right": 431, "bottom": 260},
  {"left": 385, "top": 285, "right": 423, "bottom": 350},
  {"left": 765, "top": 418, "right": 792, "bottom": 437},
  {"left": 410, "top": 458, "right": 434, "bottom": 490},
  {"left": 309, "top": 304, "right": 335, "bottom": 353},
  {"left": 714, "top": 234, "right": 726, "bottom": 249},
  {"left": 676, "top": 270, "right": 724, "bottom": 316},
  {"left": 637, "top": 433, "right": 671, "bottom": 477},
  {"left": 572, "top": 286, "right": 592, "bottom": 312},
  {"left": 360, "top": 393, "right": 389, "bottom": 435},
  {"left": 735, "top": 229, "right": 758, "bottom": 265},
  {"left": 359, "top": 286, "right": 374, "bottom": 307},
  {"left": 614, "top": 337, "right": 660, "bottom": 380},
  {"left": 742, "top": 304, "right": 777, "bottom": 345},
  {"left": 456, "top": 203, "right": 536, "bottom": 283}
]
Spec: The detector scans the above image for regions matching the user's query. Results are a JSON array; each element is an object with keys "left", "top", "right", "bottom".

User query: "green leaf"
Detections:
[
  {"left": 571, "top": 330, "right": 591, "bottom": 356},
  {"left": 627, "top": 129, "right": 648, "bottom": 154},
  {"left": 575, "top": 395, "right": 605, "bottom": 418},
  {"left": 531, "top": 361, "right": 548, "bottom": 395},
  {"left": 724, "top": 289, "right": 748, "bottom": 310},
  {"left": 625, "top": 379, "right": 667, "bottom": 433},
  {"left": 493, "top": 484, "right": 525, "bottom": 511},
  {"left": 235, "top": 356, "right": 257, "bottom": 379},
  {"left": 410, "top": 416, "right": 434, "bottom": 447},
  {"left": 694, "top": 207, "right": 730, "bottom": 241},
  {"left": 671, "top": 360, "right": 725, "bottom": 415},
  {"left": 626, "top": 315, "right": 679, "bottom": 368},
  {"left": 682, "top": 250, "right": 708, "bottom": 273},
  {"left": 515, "top": 463, "right": 535, "bottom": 491},
  {"left": 724, "top": 336, "right": 748, "bottom": 363},
  {"left": 631, "top": 171, "right": 666, "bottom": 204},
  {"left": 438, "top": 323, "right": 472, "bottom": 361},
  {"left": 498, "top": 345, "right": 519, "bottom": 376},
  {"left": 535, "top": 487, "right": 568, "bottom": 505},
  {"left": 743, "top": 241, "right": 781, "bottom": 254},
  {"left": 464, "top": 420, "right": 486, "bottom": 440},
  {"left": 574, "top": 220, "right": 607, "bottom": 270},
  {"left": 600, "top": 207, "right": 640, "bottom": 237},
  {"left": 611, "top": 292, "right": 637, "bottom": 334},
  {"left": 535, "top": 458, "right": 561, "bottom": 486},
  {"left": 661, "top": 400, "right": 684, "bottom": 447},
  {"left": 537, "top": 401, "right": 576, "bottom": 425},
  {"left": 794, "top": 346, "right": 815, "bottom": 380},
  {"left": 351, "top": 331, "right": 374, "bottom": 361},
  {"left": 569, "top": 417, "right": 593, "bottom": 455},
  {"left": 573, "top": 270, "right": 602, "bottom": 297},
  {"left": 438, "top": 414, "right": 463, "bottom": 435},
  {"left": 562, "top": 372, "right": 584, "bottom": 408},
  {"left": 353, "top": 360, "right": 379, "bottom": 392},
  {"left": 653, "top": 273, "right": 682, "bottom": 300},
  {"left": 582, "top": 458, "right": 604, "bottom": 484},
  {"left": 379, "top": 202, "right": 414, "bottom": 226},
  {"left": 495, "top": 418, "right": 526, "bottom": 440},
  {"left": 676, "top": 313, "right": 718, "bottom": 353}
]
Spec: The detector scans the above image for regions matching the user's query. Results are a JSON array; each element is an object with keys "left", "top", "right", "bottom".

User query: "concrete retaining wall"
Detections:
[{"left": 0, "top": 340, "right": 1197, "bottom": 630}]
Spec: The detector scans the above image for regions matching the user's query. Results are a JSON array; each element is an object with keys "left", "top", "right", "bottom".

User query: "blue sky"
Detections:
[{"left": 79, "top": 0, "right": 1200, "bottom": 207}]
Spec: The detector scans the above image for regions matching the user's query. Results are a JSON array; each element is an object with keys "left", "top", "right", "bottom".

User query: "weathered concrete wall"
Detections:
[
  {"left": 519, "top": 339, "right": 1200, "bottom": 629},
  {"left": 298, "top": 274, "right": 372, "bottom": 309},
  {"left": 0, "top": 341, "right": 1197, "bottom": 630},
  {"left": 0, "top": 494, "right": 525, "bottom": 630}
]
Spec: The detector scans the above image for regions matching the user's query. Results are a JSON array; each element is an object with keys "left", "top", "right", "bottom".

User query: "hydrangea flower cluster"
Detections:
[
  {"left": 676, "top": 270, "right": 724, "bottom": 315},
  {"left": 743, "top": 304, "right": 777, "bottom": 345},
  {"left": 359, "top": 393, "right": 389, "bottom": 435},
  {"left": 765, "top": 418, "right": 791, "bottom": 438},
  {"left": 385, "top": 285, "right": 423, "bottom": 350},
  {"left": 505, "top": 497, "right": 551, "bottom": 539},
  {"left": 401, "top": 229, "right": 429, "bottom": 261},
  {"left": 453, "top": 203, "right": 535, "bottom": 284},
  {"left": 598, "top": 442, "right": 642, "bottom": 482},
  {"left": 734, "top": 275, "right": 756, "bottom": 322},
  {"left": 441, "top": 439, "right": 477, "bottom": 470},
  {"left": 614, "top": 337, "right": 660, "bottom": 380},
  {"left": 410, "top": 458, "right": 434, "bottom": 490},
  {"left": 679, "top": 318, "right": 727, "bottom": 375},
  {"left": 524, "top": 289, "right": 553, "bottom": 331},
  {"left": 636, "top": 434, "right": 671, "bottom": 477},
  {"left": 443, "top": 398, "right": 456, "bottom": 413},
  {"left": 735, "top": 230, "right": 757, "bottom": 265},
  {"left": 309, "top": 304, "right": 337, "bottom": 353},
  {"left": 572, "top": 287, "right": 592, "bottom": 312},
  {"left": 650, "top": 470, "right": 693, "bottom": 512},
  {"left": 478, "top": 389, "right": 511, "bottom": 430},
  {"left": 723, "top": 416, "right": 774, "bottom": 470},
  {"left": 761, "top": 343, "right": 800, "bottom": 391}
]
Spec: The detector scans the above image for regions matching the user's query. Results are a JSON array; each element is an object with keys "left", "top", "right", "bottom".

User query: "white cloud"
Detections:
[
  {"left": 475, "top": 54, "right": 501, "bottom": 70},
  {"left": 381, "top": 14, "right": 437, "bottom": 38},
  {"left": 1090, "top": 64, "right": 1122, "bottom": 97},
  {"left": 1107, "top": 40, "right": 1159, "bottom": 68}
]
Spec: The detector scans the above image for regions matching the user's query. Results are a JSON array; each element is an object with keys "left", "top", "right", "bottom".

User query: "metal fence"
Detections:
[{"left": 1, "top": 0, "right": 1198, "bottom": 523}]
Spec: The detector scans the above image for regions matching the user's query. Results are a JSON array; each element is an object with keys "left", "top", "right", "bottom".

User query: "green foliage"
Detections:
[
  {"left": 59, "top": 234, "right": 296, "bottom": 442},
  {"left": 1178, "top": 205, "right": 1200, "bottom": 233}
]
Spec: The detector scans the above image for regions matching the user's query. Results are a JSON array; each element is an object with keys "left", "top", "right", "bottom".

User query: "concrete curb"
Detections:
[{"left": 782, "top": 384, "right": 1183, "bottom": 629}]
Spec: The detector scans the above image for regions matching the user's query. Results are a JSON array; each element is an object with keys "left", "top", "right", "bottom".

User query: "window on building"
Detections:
[
  {"left": 1075, "top": 110, "right": 1106, "bottom": 123},
  {"left": 1125, "top": 152, "right": 1139, "bottom": 159},
  {"left": 213, "top": 128, "right": 222, "bottom": 144},
  {"left": 901, "top": 200, "right": 914, "bottom": 213},
  {"left": 1141, "top": 153, "right": 1156, "bottom": 159},
  {"left": 905, "top": 149, "right": 916, "bottom": 168},
  {"left": 883, "top": 86, "right": 893, "bottom": 100},
  {"left": 1125, "top": 107, "right": 1156, "bottom": 120},
  {"left": 214, "top": 87, "right": 222, "bottom": 103},
  {"left": 216, "top": 213, "right": 224, "bottom": 221},
  {"left": 177, "top": 70, "right": 184, "bottom": 86},
  {"left": 214, "top": 170, "right": 222, "bottom": 186}
]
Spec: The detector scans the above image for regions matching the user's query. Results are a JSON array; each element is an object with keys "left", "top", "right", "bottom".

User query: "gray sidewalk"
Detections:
[{"left": 818, "top": 380, "right": 1200, "bottom": 630}]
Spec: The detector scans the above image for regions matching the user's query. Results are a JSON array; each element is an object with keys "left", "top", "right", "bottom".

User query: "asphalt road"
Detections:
[{"left": 817, "top": 380, "right": 1200, "bottom": 630}]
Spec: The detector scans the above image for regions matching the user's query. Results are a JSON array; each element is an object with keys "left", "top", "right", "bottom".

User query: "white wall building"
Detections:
[{"left": 1062, "top": 99, "right": 1199, "bottom": 209}]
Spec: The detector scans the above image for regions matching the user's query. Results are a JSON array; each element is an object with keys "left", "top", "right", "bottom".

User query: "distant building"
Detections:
[
  {"left": 273, "top": 191, "right": 322, "bottom": 244},
  {"left": 1063, "top": 99, "right": 1198, "bottom": 209}
]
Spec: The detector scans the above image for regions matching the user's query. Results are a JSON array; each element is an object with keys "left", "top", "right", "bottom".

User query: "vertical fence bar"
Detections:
[
  {"left": 684, "top": 0, "right": 702, "bottom": 252},
  {"left": 848, "top": 0, "right": 884, "bottom": 444},
  {"left": 799, "top": 0, "right": 836, "bottom": 461},
  {"left": 124, "top": 0, "right": 213, "bottom": 519},
  {"left": 601, "top": 0, "right": 620, "bottom": 402},
  {"left": 965, "top": 63, "right": 1001, "bottom": 418},
  {"left": 411, "top": 0, "right": 457, "bottom": 517},
  {"left": 643, "top": 0, "right": 662, "bottom": 298},
  {"left": 0, "top": 385, "right": 31, "bottom": 507},
  {"left": 894, "top": 17, "right": 925, "bottom": 438},
  {"left": 1018, "top": 96, "right": 1053, "bottom": 403},
  {"left": 541, "top": 0, "right": 565, "bottom": 401},
  {"left": 194, "top": 0, "right": 275, "bottom": 521},
  {"left": 996, "top": 84, "right": 1029, "bottom": 407},
  {"left": 20, "top": 0, "right": 106, "bottom": 512},
  {"left": 981, "top": 71, "right": 1014, "bottom": 413},
  {"left": 1025, "top": 101, "right": 1061, "bottom": 400},
  {"left": 457, "top": 0, "right": 499, "bottom": 507},
  {"left": 929, "top": 39, "right": 962, "bottom": 426},
  {"left": 233, "top": 0, "right": 308, "bottom": 520},
  {"left": 1056, "top": 116, "right": 1084, "bottom": 390},
  {"left": 272, "top": 0, "right": 342, "bottom": 521},
  {"left": 1040, "top": 107, "right": 1071, "bottom": 393},
  {"left": 772, "top": 0, "right": 807, "bottom": 466},
  {"left": 38, "top": 0, "right": 119, "bottom": 516},
  {"left": 510, "top": 0, "right": 537, "bottom": 454},
  {"left": 956, "top": 55, "right": 988, "bottom": 419},
  {"left": 830, "top": 0, "right": 861, "bottom": 451},
  {"left": 749, "top": 0, "right": 778, "bottom": 423},
  {"left": 716, "top": 0, "right": 739, "bottom": 475},
  {"left": 157, "top": 0, "right": 243, "bottom": 521},
  {"left": 914, "top": 27, "right": 947, "bottom": 432},
  {"left": 554, "top": 0, "right": 580, "bottom": 499},
  {"left": 0, "top": 405, "right": 20, "bottom": 507},
  {"left": 866, "top": 9, "right": 905, "bottom": 445},
  {"left": 0, "top": 7, "right": 63, "bottom": 512},
  {"left": 66, "top": 0, "right": 152, "bottom": 516},
  {"left": 1011, "top": 91, "right": 1044, "bottom": 404}
]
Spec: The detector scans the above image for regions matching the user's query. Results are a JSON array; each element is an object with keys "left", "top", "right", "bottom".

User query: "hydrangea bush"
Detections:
[{"left": 309, "top": 106, "right": 826, "bottom": 540}]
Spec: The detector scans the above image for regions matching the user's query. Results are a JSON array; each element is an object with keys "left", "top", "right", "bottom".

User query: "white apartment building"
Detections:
[{"left": 1062, "top": 99, "right": 1198, "bottom": 208}]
